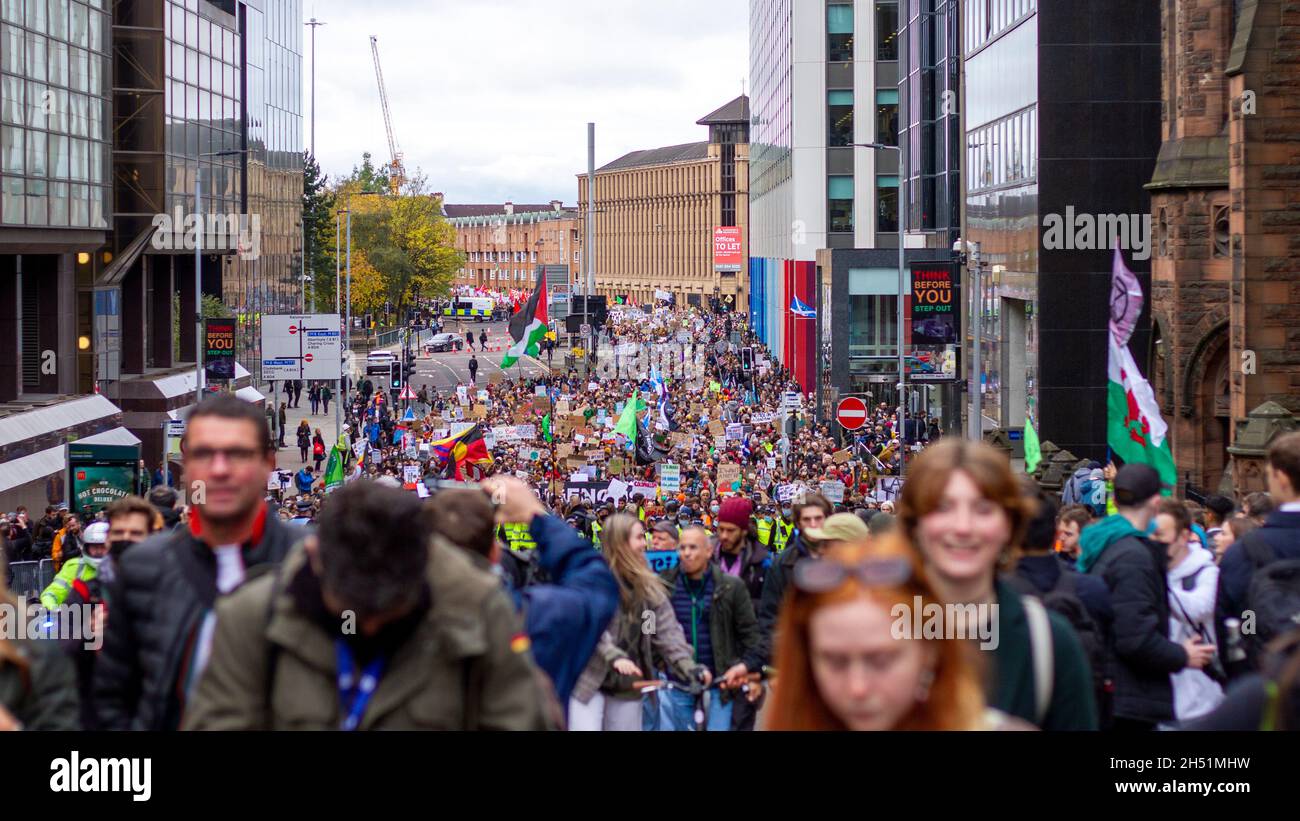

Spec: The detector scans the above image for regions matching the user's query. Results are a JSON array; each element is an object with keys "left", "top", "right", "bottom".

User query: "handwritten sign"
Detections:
[{"left": 717, "top": 464, "right": 741, "bottom": 491}]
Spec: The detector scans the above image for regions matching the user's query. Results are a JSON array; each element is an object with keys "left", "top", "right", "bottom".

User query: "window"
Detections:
[
  {"left": 876, "top": 89, "right": 898, "bottom": 146},
  {"left": 1212, "top": 205, "right": 1230, "bottom": 258},
  {"left": 877, "top": 176, "right": 899, "bottom": 232},
  {"left": 876, "top": 3, "right": 898, "bottom": 60},
  {"left": 828, "top": 175, "right": 854, "bottom": 232},
  {"left": 828, "top": 5, "right": 854, "bottom": 62},
  {"left": 828, "top": 90, "right": 853, "bottom": 146},
  {"left": 1157, "top": 207, "right": 1168, "bottom": 257}
]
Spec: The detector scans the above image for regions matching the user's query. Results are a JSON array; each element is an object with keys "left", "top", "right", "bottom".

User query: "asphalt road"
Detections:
[{"left": 395, "top": 320, "right": 551, "bottom": 395}]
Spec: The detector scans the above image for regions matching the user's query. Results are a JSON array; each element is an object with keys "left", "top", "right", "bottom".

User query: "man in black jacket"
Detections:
[
  {"left": 1216, "top": 430, "right": 1300, "bottom": 674},
  {"left": 94, "top": 395, "right": 297, "bottom": 731},
  {"left": 1080, "top": 464, "right": 1215, "bottom": 730}
]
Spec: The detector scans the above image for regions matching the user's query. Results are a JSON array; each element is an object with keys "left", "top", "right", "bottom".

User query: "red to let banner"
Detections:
[{"left": 713, "top": 226, "right": 744, "bottom": 272}]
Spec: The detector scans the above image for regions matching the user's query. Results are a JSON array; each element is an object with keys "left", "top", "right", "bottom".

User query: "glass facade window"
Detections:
[
  {"left": 876, "top": 2, "right": 898, "bottom": 60},
  {"left": 877, "top": 175, "right": 899, "bottom": 232},
  {"left": 876, "top": 88, "right": 898, "bottom": 146},
  {"left": 828, "top": 175, "right": 854, "bottom": 232},
  {"left": 828, "top": 4, "right": 853, "bottom": 62},
  {"left": 965, "top": 105, "right": 1036, "bottom": 193},
  {"left": 828, "top": 89, "right": 853, "bottom": 147},
  {"left": 0, "top": 0, "right": 110, "bottom": 227}
]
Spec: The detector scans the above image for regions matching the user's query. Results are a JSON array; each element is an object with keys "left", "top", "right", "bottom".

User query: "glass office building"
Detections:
[
  {"left": 1, "top": 0, "right": 112, "bottom": 229},
  {"left": 963, "top": 0, "right": 1160, "bottom": 460}
]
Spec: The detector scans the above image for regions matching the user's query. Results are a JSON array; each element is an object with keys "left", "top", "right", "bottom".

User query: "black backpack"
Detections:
[
  {"left": 1244, "top": 541, "right": 1300, "bottom": 664},
  {"left": 1008, "top": 569, "right": 1113, "bottom": 724}
]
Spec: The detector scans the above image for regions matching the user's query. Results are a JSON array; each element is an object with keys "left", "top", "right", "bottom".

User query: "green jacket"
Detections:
[
  {"left": 40, "top": 557, "right": 99, "bottom": 610},
  {"left": 0, "top": 634, "right": 80, "bottom": 730},
  {"left": 182, "top": 538, "right": 553, "bottom": 730},
  {"left": 660, "top": 563, "right": 762, "bottom": 687},
  {"left": 990, "top": 578, "right": 1099, "bottom": 730}
]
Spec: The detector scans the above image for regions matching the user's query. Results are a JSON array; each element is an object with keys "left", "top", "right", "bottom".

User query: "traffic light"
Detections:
[
  {"left": 741, "top": 347, "right": 754, "bottom": 372},
  {"left": 390, "top": 360, "right": 402, "bottom": 388}
]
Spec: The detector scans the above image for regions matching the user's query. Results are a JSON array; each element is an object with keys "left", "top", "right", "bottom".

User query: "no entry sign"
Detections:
[{"left": 837, "top": 396, "right": 869, "bottom": 431}]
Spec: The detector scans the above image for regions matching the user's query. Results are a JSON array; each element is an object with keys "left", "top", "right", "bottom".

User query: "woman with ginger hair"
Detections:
[{"left": 766, "top": 538, "right": 1021, "bottom": 730}]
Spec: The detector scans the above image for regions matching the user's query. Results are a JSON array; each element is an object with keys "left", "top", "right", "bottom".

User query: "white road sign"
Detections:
[{"left": 261, "top": 314, "right": 342, "bottom": 381}]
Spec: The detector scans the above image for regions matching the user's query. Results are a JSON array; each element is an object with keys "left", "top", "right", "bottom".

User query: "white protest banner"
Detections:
[
  {"left": 574, "top": 434, "right": 586, "bottom": 445},
  {"left": 457, "top": 386, "right": 469, "bottom": 405},
  {"left": 819, "top": 480, "right": 846, "bottom": 504},
  {"left": 516, "top": 424, "right": 537, "bottom": 440},
  {"left": 605, "top": 479, "right": 630, "bottom": 502},
  {"left": 776, "top": 483, "right": 802, "bottom": 504},
  {"left": 766, "top": 457, "right": 777, "bottom": 470},
  {"left": 751, "top": 412, "right": 773, "bottom": 425},
  {"left": 631, "top": 480, "right": 658, "bottom": 501},
  {"left": 570, "top": 472, "right": 589, "bottom": 483},
  {"left": 725, "top": 423, "right": 744, "bottom": 441},
  {"left": 451, "top": 422, "right": 475, "bottom": 436},
  {"left": 402, "top": 466, "right": 421, "bottom": 486},
  {"left": 352, "top": 440, "right": 368, "bottom": 460}
]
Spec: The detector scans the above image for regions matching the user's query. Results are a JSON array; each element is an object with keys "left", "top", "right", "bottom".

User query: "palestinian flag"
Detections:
[
  {"left": 1107, "top": 247, "right": 1176, "bottom": 490},
  {"left": 501, "top": 279, "right": 548, "bottom": 369},
  {"left": 431, "top": 424, "right": 494, "bottom": 480}
]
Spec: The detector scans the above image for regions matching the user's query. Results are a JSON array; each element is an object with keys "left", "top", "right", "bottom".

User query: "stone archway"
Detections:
[{"left": 1183, "top": 324, "right": 1231, "bottom": 493}]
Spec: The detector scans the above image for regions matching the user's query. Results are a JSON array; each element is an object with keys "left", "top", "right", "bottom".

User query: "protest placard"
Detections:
[
  {"left": 833, "top": 449, "right": 852, "bottom": 464},
  {"left": 659, "top": 463, "right": 681, "bottom": 493},
  {"left": 402, "top": 465, "right": 421, "bottom": 487},
  {"left": 819, "top": 480, "right": 846, "bottom": 504},
  {"left": 708, "top": 420, "right": 726, "bottom": 437},
  {"left": 717, "top": 464, "right": 741, "bottom": 490},
  {"left": 556, "top": 444, "right": 574, "bottom": 459},
  {"left": 725, "top": 423, "right": 744, "bottom": 441}
]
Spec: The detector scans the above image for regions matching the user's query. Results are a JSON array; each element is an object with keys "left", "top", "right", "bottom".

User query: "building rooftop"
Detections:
[
  {"left": 442, "top": 203, "right": 567, "bottom": 219},
  {"left": 696, "top": 95, "right": 749, "bottom": 126},
  {"left": 598, "top": 142, "right": 710, "bottom": 173}
]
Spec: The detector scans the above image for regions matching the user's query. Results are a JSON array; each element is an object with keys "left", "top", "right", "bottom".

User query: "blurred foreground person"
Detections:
[
  {"left": 429, "top": 479, "right": 618, "bottom": 710},
  {"left": 899, "top": 439, "right": 1098, "bottom": 730},
  {"left": 766, "top": 539, "right": 1025, "bottom": 731},
  {"left": 184, "top": 480, "right": 551, "bottom": 730},
  {"left": 95, "top": 395, "right": 295, "bottom": 731},
  {"left": 0, "top": 549, "right": 79, "bottom": 730}
]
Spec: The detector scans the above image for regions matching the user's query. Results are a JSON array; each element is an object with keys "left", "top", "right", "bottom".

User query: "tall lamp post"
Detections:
[
  {"left": 854, "top": 142, "right": 906, "bottom": 479},
  {"left": 194, "top": 149, "right": 248, "bottom": 408}
]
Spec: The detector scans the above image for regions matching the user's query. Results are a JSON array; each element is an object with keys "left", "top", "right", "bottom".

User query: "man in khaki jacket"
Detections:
[{"left": 183, "top": 480, "right": 551, "bottom": 730}]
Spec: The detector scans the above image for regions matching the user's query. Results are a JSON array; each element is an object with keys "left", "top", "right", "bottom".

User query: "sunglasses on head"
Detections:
[{"left": 792, "top": 555, "right": 913, "bottom": 594}]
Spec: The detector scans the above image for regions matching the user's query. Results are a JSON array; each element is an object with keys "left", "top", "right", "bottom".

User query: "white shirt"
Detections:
[
  {"left": 1279, "top": 501, "right": 1300, "bottom": 513},
  {"left": 212, "top": 544, "right": 246, "bottom": 594}
]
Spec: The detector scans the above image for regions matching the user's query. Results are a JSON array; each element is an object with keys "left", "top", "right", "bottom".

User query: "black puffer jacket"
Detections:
[
  {"left": 1086, "top": 532, "right": 1188, "bottom": 724},
  {"left": 93, "top": 506, "right": 298, "bottom": 731}
]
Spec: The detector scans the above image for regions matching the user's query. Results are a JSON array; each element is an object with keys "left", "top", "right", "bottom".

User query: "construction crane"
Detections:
[{"left": 369, "top": 35, "right": 404, "bottom": 195}]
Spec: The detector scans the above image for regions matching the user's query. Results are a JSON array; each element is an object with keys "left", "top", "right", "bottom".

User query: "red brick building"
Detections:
[{"left": 1145, "top": 0, "right": 1300, "bottom": 495}]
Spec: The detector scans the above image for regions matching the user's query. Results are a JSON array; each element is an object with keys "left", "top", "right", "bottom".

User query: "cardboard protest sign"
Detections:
[
  {"left": 833, "top": 449, "right": 852, "bottom": 464},
  {"left": 471, "top": 405, "right": 488, "bottom": 419},
  {"left": 607, "top": 457, "right": 624, "bottom": 474},
  {"left": 555, "top": 399, "right": 571, "bottom": 415},
  {"left": 717, "top": 464, "right": 741, "bottom": 490},
  {"left": 556, "top": 444, "right": 575, "bottom": 459},
  {"left": 708, "top": 420, "right": 726, "bottom": 437}
]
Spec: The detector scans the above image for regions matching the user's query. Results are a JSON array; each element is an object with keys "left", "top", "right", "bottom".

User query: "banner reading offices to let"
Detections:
[{"left": 261, "top": 314, "right": 343, "bottom": 381}]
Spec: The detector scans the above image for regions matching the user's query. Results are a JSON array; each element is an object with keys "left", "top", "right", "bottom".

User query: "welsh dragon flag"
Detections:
[
  {"left": 501, "top": 278, "right": 548, "bottom": 369},
  {"left": 1107, "top": 247, "right": 1176, "bottom": 490}
]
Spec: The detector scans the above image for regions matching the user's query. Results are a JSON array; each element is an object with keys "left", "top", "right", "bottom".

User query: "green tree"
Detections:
[{"left": 303, "top": 152, "right": 337, "bottom": 312}]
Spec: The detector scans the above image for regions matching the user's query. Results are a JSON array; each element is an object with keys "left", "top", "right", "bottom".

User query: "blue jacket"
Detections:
[
  {"left": 507, "top": 514, "right": 619, "bottom": 706},
  {"left": 294, "top": 469, "right": 314, "bottom": 494}
]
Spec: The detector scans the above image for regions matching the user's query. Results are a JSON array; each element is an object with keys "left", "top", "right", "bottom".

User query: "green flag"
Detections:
[
  {"left": 615, "top": 388, "right": 639, "bottom": 449},
  {"left": 1024, "top": 414, "right": 1042, "bottom": 474},
  {"left": 541, "top": 413, "right": 552, "bottom": 443},
  {"left": 324, "top": 436, "right": 347, "bottom": 492}
]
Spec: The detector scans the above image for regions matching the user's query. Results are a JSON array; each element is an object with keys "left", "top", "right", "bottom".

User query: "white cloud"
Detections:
[{"left": 305, "top": 0, "right": 749, "bottom": 204}]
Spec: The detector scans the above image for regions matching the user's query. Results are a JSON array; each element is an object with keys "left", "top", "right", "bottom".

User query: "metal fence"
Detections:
[{"left": 5, "top": 559, "right": 54, "bottom": 602}]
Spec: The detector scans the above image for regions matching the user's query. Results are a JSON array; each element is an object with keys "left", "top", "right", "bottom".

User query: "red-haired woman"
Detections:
[
  {"left": 766, "top": 538, "right": 1022, "bottom": 730},
  {"left": 897, "top": 439, "right": 1097, "bottom": 730}
]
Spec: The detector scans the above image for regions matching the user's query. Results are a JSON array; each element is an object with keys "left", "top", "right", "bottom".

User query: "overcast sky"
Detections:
[{"left": 305, "top": 0, "right": 749, "bottom": 205}]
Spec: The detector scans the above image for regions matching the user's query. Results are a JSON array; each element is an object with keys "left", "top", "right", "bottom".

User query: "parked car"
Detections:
[
  {"left": 365, "top": 350, "right": 397, "bottom": 375},
  {"left": 425, "top": 333, "right": 464, "bottom": 353}
]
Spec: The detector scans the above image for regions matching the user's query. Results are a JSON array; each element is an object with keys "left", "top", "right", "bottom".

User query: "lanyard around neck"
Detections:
[{"left": 335, "top": 640, "right": 388, "bottom": 732}]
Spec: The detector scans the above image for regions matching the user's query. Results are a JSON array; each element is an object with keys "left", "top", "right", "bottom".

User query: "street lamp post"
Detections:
[
  {"left": 342, "top": 191, "right": 383, "bottom": 411},
  {"left": 855, "top": 142, "right": 907, "bottom": 479},
  {"left": 194, "top": 149, "right": 247, "bottom": 408}
]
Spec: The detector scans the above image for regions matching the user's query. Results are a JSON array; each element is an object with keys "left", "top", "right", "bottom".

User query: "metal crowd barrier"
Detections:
[{"left": 5, "top": 559, "right": 54, "bottom": 601}]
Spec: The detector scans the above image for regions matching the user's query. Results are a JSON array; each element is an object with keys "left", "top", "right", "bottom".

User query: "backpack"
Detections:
[
  {"left": 1243, "top": 541, "right": 1300, "bottom": 664},
  {"left": 1008, "top": 569, "right": 1112, "bottom": 726}
]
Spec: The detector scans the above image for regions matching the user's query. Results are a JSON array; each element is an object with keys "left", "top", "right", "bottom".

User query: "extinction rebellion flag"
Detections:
[
  {"left": 1106, "top": 246, "right": 1176, "bottom": 491},
  {"left": 501, "top": 278, "right": 549, "bottom": 369}
]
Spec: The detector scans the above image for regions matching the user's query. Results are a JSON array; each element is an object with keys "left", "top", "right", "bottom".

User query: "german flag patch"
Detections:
[{"left": 510, "top": 633, "right": 531, "bottom": 654}]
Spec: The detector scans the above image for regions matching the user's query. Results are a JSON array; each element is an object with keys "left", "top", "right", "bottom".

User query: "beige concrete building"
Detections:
[
  {"left": 577, "top": 96, "right": 749, "bottom": 310},
  {"left": 444, "top": 201, "right": 581, "bottom": 292}
]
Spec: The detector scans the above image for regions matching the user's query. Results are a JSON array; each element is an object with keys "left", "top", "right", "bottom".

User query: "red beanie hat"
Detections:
[{"left": 718, "top": 497, "right": 753, "bottom": 529}]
